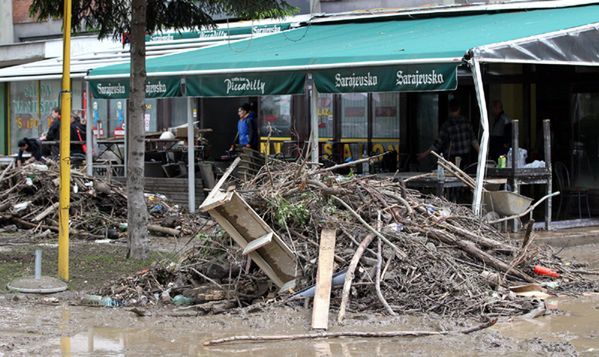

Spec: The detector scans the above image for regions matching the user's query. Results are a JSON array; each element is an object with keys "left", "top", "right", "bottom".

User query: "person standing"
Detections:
[
  {"left": 418, "top": 99, "right": 479, "bottom": 168},
  {"left": 70, "top": 113, "right": 87, "bottom": 163},
  {"left": 489, "top": 100, "right": 512, "bottom": 161},
  {"left": 231, "top": 103, "right": 259, "bottom": 152},
  {"left": 42, "top": 107, "right": 61, "bottom": 158}
]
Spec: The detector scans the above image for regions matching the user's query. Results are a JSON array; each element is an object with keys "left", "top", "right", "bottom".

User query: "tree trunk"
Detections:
[{"left": 127, "top": 0, "right": 149, "bottom": 259}]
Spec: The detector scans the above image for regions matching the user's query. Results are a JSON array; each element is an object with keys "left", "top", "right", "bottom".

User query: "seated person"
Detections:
[{"left": 17, "top": 138, "right": 45, "bottom": 167}]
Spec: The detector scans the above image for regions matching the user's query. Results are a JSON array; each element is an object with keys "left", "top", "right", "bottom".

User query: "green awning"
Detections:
[{"left": 88, "top": 5, "right": 599, "bottom": 98}]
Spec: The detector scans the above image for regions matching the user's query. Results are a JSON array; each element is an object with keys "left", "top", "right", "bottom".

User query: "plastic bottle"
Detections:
[
  {"left": 82, "top": 294, "right": 103, "bottom": 305},
  {"left": 436, "top": 154, "right": 445, "bottom": 181},
  {"left": 362, "top": 148, "right": 369, "bottom": 174},
  {"left": 498, "top": 155, "right": 507, "bottom": 169},
  {"left": 171, "top": 295, "right": 193, "bottom": 306}
]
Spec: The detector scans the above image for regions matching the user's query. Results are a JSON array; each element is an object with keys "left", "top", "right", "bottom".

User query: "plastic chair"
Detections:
[{"left": 554, "top": 161, "right": 591, "bottom": 219}]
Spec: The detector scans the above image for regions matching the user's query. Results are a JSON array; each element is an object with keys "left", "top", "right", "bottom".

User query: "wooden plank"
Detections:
[
  {"left": 32, "top": 202, "right": 59, "bottom": 222},
  {"left": 208, "top": 210, "right": 285, "bottom": 287},
  {"left": 242, "top": 232, "right": 273, "bottom": 256},
  {"left": 311, "top": 228, "right": 337, "bottom": 330},
  {"left": 199, "top": 191, "right": 233, "bottom": 212},
  {"left": 200, "top": 157, "right": 240, "bottom": 212},
  {"left": 223, "top": 193, "right": 296, "bottom": 278}
]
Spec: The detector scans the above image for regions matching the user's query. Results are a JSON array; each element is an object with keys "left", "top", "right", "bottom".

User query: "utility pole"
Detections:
[{"left": 58, "top": 0, "right": 73, "bottom": 281}]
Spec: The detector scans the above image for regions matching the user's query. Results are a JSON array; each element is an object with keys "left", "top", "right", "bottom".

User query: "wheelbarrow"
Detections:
[{"left": 484, "top": 190, "right": 560, "bottom": 224}]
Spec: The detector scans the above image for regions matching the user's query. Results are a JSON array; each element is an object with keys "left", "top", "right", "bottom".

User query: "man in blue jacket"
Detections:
[{"left": 232, "top": 103, "right": 258, "bottom": 151}]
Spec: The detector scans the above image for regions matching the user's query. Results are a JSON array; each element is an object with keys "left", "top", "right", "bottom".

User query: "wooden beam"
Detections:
[
  {"left": 242, "top": 232, "right": 273, "bottom": 256},
  {"left": 32, "top": 202, "right": 59, "bottom": 222},
  {"left": 311, "top": 228, "right": 337, "bottom": 330},
  {"left": 200, "top": 157, "right": 240, "bottom": 212}
]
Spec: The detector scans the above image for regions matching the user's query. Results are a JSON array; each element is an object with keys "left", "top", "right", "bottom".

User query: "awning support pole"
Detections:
[
  {"left": 310, "top": 74, "right": 319, "bottom": 164},
  {"left": 85, "top": 81, "right": 93, "bottom": 176},
  {"left": 470, "top": 54, "right": 489, "bottom": 216},
  {"left": 187, "top": 97, "right": 196, "bottom": 213}
]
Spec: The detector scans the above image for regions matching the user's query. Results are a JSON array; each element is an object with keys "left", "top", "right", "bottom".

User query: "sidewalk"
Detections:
[{"left": 520, "top": 221, "right": 599, "bottom": 247}]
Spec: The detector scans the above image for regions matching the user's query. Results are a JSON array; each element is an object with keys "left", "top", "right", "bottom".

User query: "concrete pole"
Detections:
[
  {"left": 187, "top": 97, "right": 196, "bottom": 213},
  {"left": 0, "top": 1, "right": 14, "bottom": 45},
  {"left": 309, "top": 74, "right": 319, "bottom": 165},
  {"left": 85, "top": 81, "right": 93, "bottom": 176}
]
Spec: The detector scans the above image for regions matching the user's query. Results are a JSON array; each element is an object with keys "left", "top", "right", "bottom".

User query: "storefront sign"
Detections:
[
  {"left": 186, "top": 72, "right": 305, "bottom": 97},
  {"left": 314, "top": 63, "right": 458, "bottom": 93},
  {"left": 89, "top": 78, "right": 180, "bottom": 99},
  {"left": 146, "top": 23, "right": 292, "bottom": 42}
]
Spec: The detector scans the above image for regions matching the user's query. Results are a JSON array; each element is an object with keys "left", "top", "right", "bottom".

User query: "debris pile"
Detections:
[
  {"left": 98, "top": 230, "right": 268, "bottom": 313},
  {"left": 236, "top": 159, "right": 582, "bottom": 317},
  {"left": 0, "top": 163, "right": 199, "bottom": 238},
  {"left": 100, "top": 157, "right": 595, "bottom": 318}
]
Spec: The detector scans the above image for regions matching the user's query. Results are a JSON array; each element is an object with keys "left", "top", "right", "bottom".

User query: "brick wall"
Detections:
[{"left": 13, "top": 0, "right": 35, "bottom": 24}]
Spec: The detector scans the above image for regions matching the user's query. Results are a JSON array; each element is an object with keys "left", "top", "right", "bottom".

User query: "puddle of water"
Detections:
[
  {"left": 41, "top": 294, "right": 599, "bottom": 356},
  {"left": 50, "top": 327, "right": 476, "bottom": 357},
  {"left": 494, "top": 294, "right": 599, "bottom": 354}
]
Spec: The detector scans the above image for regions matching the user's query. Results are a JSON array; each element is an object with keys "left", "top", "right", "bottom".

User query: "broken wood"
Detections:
[
  {"left": 0, "top": 161, "right": 14, "bottom": 183},
  {"left": 331, "top": 195, "right": 406, "bottom": 259},
  {"left": 32, "top": 202, "right": 59, "bottom": 222},
  {"left": 338, "top": 233, "right": 376, "bottom": 323},
  {"left": 311, "top": 228, "right": 337, "bottom": 330},
  {"left": 147, "top": 224, "right": 180, "bottom": 236},
  {"left": 376, "top": 237, "right": 396, "bottom": 316},
  {"left": 203, "top": 319, "right": 498, "bottom": 346}
]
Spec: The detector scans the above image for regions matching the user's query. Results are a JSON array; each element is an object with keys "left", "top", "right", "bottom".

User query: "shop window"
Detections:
[
  {"left": 10, "top": 81, "right": 40, "bottom": 153},
  {"left": 71, "top": 80, "right": 84, "bottom": 115},
  {"left": 91, "top": 98, "right": 109, "bottom": 138},
  {"left": 372, "top": 93, "right": 399, "bottom": 139},
  {"left": 260, "top": 95, "right": 291, "bottom": 137},
  {"left": 108, "top": 99, "right": 127, "bottom": 138},
  {"left": 169, "top": 97, "right": 189, "bottom": 128},
  {"left": 341, "top": 93, "right": 367, "bottom": 138},
  {"left": 144, "top": 99, "right": 158, "bottom": 133},
  {"left": 318, "top": 93, "right": 334, "bottom": 139},
  {"left": 39, "top": 80, "right": 61, "bottom": 137},
  {"left": 571, "top": 93, "right": 599, "bottom": 189}
]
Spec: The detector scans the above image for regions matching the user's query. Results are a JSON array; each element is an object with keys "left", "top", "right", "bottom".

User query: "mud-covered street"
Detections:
[
  {"left": 0, "top": 294, "right": 597, "bottom": 356},
  {"left": 1, "top": 243, "right": 597, "bottom": 356}
]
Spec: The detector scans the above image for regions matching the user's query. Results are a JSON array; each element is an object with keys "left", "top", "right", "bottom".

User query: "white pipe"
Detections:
[
  {"left": 308, "top": 0, "right": 599, "bottom": 24},
  {"left": 85, "top": 57, "right": 463, "bottom": 80},
  {"left": 310, "top": 74, "right": 319, "bottom": 164},
  {"left": 187, "top": 97, "right": 196, "bottom": 213},
  {"left": 470, "top": 54, "right": 490, "bottom": 216},
  {"left": 475, "top": 58, "right": 599, "bottom": 67},
  {"left": 85, "top": 81, "right": 93, "bottom": 176}
]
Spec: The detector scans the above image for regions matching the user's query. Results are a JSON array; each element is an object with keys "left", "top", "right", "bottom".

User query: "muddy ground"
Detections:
[{"left": 0, "top": 237, "right": 598, "bottom": 356}]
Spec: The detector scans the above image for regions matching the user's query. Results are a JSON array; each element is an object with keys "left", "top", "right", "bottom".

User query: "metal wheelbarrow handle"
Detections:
[{"left": 488, "top": 191, "right": 560, "bottom": 225}]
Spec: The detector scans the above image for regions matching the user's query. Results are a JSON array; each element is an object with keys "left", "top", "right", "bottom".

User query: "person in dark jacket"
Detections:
[
  {"left": 16, "top": 138, "right": 45, "bottom": 167},
  {"left": 489, "top": 100, "right": 512, "bottom": 161},
  {"left": 43, "top": 107, "right": 61, "bottom": 158},
  {"left": 418, "top": 99, "right": 480, "bottom": 168},
  {"left": 70, "top": 113, "right": 87, "bottom": 167}
]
